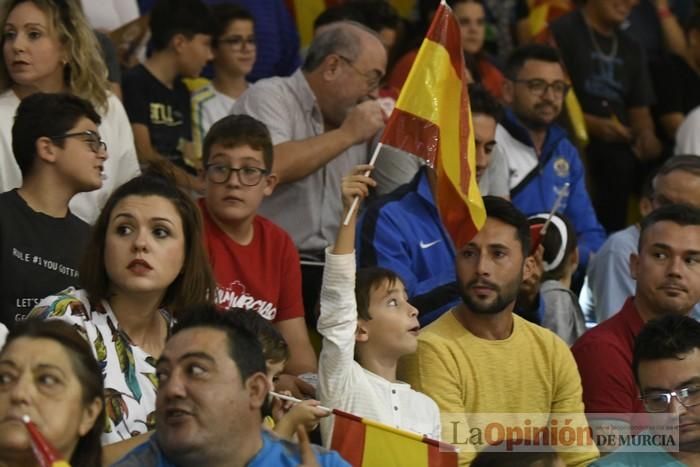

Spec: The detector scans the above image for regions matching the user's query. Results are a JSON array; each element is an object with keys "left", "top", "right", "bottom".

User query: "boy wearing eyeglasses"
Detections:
[
  {"left": 0, "top": 92, "right": 105, "bottom": 329},
  {"left": 191, "top": 4, "right": 256, "bottom": 146},
  {"left": 198, "top": 114, "right": 318, "bottom": 399},
  {"left": 591, "top": 315, "right": 700, "bottom": 465}
]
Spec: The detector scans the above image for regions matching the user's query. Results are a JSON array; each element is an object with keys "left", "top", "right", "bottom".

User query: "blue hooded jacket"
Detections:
[{"left": 500, "top": 110, "right": 606, "bottom": 269}]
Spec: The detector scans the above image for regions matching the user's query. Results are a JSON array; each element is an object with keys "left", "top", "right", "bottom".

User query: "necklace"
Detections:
[{"left": 582, "top": 11, "right": 618, "bottom": 59}]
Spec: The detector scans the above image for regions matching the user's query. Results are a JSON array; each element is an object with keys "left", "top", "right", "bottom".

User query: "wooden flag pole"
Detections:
[{"left": 341, "top": 142, "right": 384, "bottom": 226}]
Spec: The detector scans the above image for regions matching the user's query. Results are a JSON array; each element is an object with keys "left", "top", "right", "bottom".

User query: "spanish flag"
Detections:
[
  {"left": 331, "top": 409, "right": 458, "bottom": 467},
  {"left": 22, "top": 415, "right": 71, "bottom": 467},
  {"left": 381, "top": 0, "right": 484, "bottom": 248}
]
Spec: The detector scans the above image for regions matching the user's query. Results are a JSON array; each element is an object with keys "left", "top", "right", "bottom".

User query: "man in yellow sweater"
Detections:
[{"left": 400, "top": 196, "right": 598, "bottom": 466}]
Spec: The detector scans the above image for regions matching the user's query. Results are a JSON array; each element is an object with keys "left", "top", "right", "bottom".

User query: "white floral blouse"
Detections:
[{"left": 29, "top": 287, "right": 171, "bottom": 444}]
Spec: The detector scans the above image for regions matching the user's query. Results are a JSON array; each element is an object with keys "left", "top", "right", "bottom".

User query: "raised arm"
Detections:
[{"left": 317, "top": 165, "right": 375, "bottom": 403}]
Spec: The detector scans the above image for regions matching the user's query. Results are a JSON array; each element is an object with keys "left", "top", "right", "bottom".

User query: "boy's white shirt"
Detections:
[{"left": 317, "top": 247, "right": 442, "bottom": 446}]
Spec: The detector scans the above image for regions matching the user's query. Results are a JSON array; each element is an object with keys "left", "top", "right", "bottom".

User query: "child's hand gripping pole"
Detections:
[{"left": 342, "top": 143, "right": 384, "bottom": 226}]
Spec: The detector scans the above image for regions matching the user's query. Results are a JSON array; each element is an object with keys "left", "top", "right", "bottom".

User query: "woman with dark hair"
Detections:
[
  {"left": 29, "top": 172, "right": 216, "bottom": 444},
  {"left": 0, "top": 319, "right": 104, "bottom": 466}
]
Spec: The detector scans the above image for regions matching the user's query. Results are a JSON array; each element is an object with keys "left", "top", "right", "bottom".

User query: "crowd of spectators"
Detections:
[{"left": 3, "top": 0, "right": 700, "bottom": 466}]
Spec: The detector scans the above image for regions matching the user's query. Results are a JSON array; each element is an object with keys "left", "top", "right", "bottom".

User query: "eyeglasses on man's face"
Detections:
[
  {"left": 205, "top": 164, "right": 269, "bottom": 186},
  {"left": 50, "top": 130, "right": 107, "bottom": 154},
  {"left": 640, "top": 384, "right": 700, "bottom": 413},
  {"left": 512, "top": 78, "right": 570, "bottom": 98},
  {"left": 337, "top": 55, "right": 383, "bottom": 92}
]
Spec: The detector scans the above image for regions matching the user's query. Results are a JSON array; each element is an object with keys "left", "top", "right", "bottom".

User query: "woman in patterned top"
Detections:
[{"left": 29, "top": 172, "right": 215, "bottom": 445}]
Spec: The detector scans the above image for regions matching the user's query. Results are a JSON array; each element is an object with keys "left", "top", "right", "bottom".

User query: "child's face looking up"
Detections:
[{"left": 358, "top": 278, "right": 421, "bottom": 357}]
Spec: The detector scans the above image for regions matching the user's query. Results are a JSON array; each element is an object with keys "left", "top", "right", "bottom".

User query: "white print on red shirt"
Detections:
[{"left": 215, "top": 280, "right": 277, "bottom": 320}]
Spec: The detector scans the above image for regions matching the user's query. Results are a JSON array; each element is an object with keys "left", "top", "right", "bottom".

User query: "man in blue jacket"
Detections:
[
  {"left": 357, "top": 85, "right": 504, "bottom": 326},
  {"left": 495, "top": 44, "right": 606, "bottom": 271}
]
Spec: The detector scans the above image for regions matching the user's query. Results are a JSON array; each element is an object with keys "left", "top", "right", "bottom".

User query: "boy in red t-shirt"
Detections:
[{"left": 199, "top": 114, "right": 317, "bottom": 397}]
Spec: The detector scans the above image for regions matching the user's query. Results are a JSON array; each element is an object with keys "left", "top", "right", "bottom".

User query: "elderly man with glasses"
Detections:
[
  {"left": 232, "top": 21, "right": 386, "bottom": 327},
  {"left": 493, "top": 44, "right": 606, "bottom": 275}
]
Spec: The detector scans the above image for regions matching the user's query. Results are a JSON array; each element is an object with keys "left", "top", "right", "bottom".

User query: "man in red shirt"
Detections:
[{"left": 573, "top": 204, "right": 700, "bottom": 441}]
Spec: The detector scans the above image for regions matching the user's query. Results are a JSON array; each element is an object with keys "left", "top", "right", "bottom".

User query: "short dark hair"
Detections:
[
  {"left": 226, "top": 308, "right": 289, "bottom": 364},
  {"left": 505, "top": 44, "right": 563, "bottom": 80},
  {"left": 172, "top": 304, "right": 267, "bottom": 382},
  {"left": 210, "top": 4, "right": 254, "bottom": 49},
  {"left": 469, "top": 83, "right": 503, "bottom": 123},
  {"left": 2, "top": 319, "right": 105, "bottom": 466},
  {"left": 12, "top": 92, "right": 101, "bottom": 177},
  {"left": 528, "top": 212, "right": 576, "bottom": 282},
  {"left": 149, "top": 0, "right": 214, "bottom": 51},
  {"left": 633, "top": 315, "right": 700, "bottom": 385},
  {"left": 80, "top": 170, "right": 215, "bottom": 315},
  {"left": 202, "top": 114, "right": 273, "bottom": 170},
  {"left": 638, "top": 204, "right": 700, "bottom": 251},
  {"left": 356, "top": 267, "right": 403, "bottom": 321},
  {"left": 483, "top": 196, "right": 531, "bottom": 257}
]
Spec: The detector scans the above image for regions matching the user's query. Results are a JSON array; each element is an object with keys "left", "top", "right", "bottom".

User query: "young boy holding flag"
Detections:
[{"left": 317, "top": 164, "right": 441, "bottom": 445}]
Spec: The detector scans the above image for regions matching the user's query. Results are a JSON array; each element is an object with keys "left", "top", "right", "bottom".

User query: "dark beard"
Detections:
[
  {"left": 517, "top": 102, "right": 559, "bottom": 131},
  {"left": 459, "top": 275, "right": 522, "bottom": 315}
]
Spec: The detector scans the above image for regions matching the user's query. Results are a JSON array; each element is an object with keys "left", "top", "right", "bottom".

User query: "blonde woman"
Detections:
[{"left": 0, "top": 0, "right": 139, "bottom": 224}]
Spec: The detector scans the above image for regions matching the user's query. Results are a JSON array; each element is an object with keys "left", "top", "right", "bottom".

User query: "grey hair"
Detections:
[{"left": 303, "top": 21, "right": 380, "bottom": 71}]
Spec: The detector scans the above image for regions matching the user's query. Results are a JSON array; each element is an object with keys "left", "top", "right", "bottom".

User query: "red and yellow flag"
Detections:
[
  {"left": 381, "top": 1, "right": 485, "bottom": 248},
  {"left": 330, "top": 409, "right": 458, "bottom": 467}
]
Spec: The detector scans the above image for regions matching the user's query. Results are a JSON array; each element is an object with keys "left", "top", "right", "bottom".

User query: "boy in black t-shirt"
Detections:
[
  {"left": 0, "top": 93, "right": 106, "bottom": 328},
  {"left": 122, "top": 0, "right": 214, "bottom": 193}
]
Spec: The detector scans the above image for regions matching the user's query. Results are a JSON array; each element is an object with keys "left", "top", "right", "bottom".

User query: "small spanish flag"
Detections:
[
  {"left": 330, "top": 409, "right": 458, "bottom": 467},
  {"left": 381, "top": 0, "right": 484, "bottom": 248},
  {"left": 21, "top": 415, "right": 71, "bottom": 467}
]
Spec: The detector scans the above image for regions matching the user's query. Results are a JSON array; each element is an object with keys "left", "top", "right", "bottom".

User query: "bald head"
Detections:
[{"left": 304, "top": 21, "right": 384, "bottom": 72}]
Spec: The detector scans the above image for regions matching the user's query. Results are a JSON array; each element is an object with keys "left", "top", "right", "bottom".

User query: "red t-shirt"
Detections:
[
  {"left": 572, "top": 297, "right": 645, "bottom": 417},
  {"left": 199, "top": 199, "right": 304, "bottom": 322}
]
